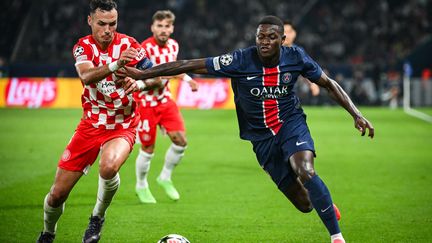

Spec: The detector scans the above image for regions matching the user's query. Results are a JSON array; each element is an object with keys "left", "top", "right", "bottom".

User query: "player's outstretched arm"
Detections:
[
  {"left": 315, "top": 72, "right": 375, "bottom": 138},
  {"left": 122, "top": 59, "right": 208, "bottom": 81}
]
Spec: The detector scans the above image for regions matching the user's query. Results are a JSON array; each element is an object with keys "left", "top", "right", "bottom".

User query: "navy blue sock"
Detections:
[{"left": 303, "top": 175, "right": 340, "bottom": 235}]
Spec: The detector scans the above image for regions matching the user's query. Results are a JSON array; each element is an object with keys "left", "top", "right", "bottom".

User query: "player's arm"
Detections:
[
  {"left": 75, "top": 48, "right": 138, "bottom": 85},
  {"left": 315, "top": 72, "right": 374, "bottom": 138},
  {"left": 121, "top": 59, "right": 208, "bottom": 81}
]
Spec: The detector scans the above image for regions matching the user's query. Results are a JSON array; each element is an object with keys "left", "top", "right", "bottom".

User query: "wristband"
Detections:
[
  {"left": 108, "top": 61, "right": 120, "bottom": 72},
  {"left": 136, "top": 80, "right": 146, "bottom": 90},
  {"left": 182, "top": 74, "right": 193, "bottom": 83}
]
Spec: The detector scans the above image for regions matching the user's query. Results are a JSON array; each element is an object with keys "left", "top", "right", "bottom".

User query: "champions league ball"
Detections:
[{"left": 157, "top": 234, "right": 190, "bottom": 243}]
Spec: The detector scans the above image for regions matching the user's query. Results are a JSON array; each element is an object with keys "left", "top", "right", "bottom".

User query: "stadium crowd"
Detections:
[{"left": 1, "top": 0, "right": 431, "bottom": 106}]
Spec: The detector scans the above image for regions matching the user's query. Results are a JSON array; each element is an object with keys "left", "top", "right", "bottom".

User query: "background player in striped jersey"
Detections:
[
  {"left": 36, "top": 1, "right": 154, "bottom": 242},
  {"left": 120, "top": 15, "right": 374, "bottom": 243},
  {"left": 133, "top": 10, "right": 198, "bottom": 203},
  {"left": 283, "top": 20, "right": 321, "bottom": 97}
]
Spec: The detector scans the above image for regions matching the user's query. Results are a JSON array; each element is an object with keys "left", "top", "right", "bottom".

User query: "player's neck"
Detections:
[{"left": 258, "top": 53, "right": 280, "bottom": 67}]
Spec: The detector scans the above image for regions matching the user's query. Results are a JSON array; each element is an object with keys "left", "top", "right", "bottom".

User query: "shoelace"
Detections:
[{"left": 87, "top": 217, "right": 102, "bottom": 234}]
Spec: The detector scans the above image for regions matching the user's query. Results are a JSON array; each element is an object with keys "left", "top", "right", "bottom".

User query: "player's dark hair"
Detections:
[
  {"left": 152, "top": 10, "right": 176, "bottom": 23},
  {"left": 259, "top": 15, "right": 284, "bottom": 35},
  {"left": 283, "top": 19, "right": 294, "bottom": 28},
  {"left": 89, "top": 0, "right": 117, "bottom": 14}
]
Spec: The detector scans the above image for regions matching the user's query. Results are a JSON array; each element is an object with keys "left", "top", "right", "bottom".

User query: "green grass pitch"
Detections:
[{"left": 0, "top": 107, "right": 431, "bottom": 242}]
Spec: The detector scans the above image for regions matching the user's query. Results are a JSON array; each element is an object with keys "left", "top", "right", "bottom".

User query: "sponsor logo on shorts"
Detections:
[
  {"left": 142, "top": 134, "right": 151, "bottom": 141},
  {"left": 296, "top": 141, "right": 307, "bottom": 146},
  {"left": 61, "top": 149, "right": 71, "bottom": 161}
]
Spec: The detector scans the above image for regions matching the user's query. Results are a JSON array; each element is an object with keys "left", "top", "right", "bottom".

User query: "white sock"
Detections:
[
  {"left": 331, "top": 233, "right": 344, "bottom": 242},
  {"left": 92, "top": 173, "right": 120, "bottom": 218},
  {"left": 159, "top": 144, "right": 186, "bottom": 181},
  {"left": 43, "top": 194, "right": 64, "bottom": 234},
  {"left": 135, "top": 149, "right": 154, "bottom": 189}
]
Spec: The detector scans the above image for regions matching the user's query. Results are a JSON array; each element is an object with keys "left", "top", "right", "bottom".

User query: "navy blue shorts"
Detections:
[{"left": 251, "top": 114, "right": 315, "bottom": 191}]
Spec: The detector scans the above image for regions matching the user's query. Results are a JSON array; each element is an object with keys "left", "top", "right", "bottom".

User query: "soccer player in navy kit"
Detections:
[{"left": 120, "top": 16, "right": 374, "bottom": 243}]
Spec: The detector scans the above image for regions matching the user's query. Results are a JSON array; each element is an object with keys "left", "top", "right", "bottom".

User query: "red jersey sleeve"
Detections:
[
  {"left": 72, "top": 38, "right": 94, "bottom": 65},
  {"left": 127, "top": 37, "right": 149, "bottom": 67}
]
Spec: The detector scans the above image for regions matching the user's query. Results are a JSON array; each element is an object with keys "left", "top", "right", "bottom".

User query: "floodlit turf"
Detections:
[{"left": 0, "top": 107, "right": 431, "bottom": 242}]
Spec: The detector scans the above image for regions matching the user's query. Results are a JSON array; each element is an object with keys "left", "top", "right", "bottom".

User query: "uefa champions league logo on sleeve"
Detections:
[
  {"left": 74, "top": 46, "right": 84, "bottom": 57},
  {"left": 220, "top": 54, "right": 233, "bottom": 66}
]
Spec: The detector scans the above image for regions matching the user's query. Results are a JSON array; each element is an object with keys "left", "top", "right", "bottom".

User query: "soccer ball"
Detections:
[{"left": 157, "top": 234, "right": 190, "bottom": 243}]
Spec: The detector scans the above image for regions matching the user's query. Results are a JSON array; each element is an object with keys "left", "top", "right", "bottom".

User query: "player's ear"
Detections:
[{"left": 87, "top": 15, "right": 92, "bottom": 26}]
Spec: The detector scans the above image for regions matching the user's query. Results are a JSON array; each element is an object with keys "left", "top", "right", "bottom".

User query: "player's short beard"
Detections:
[{"left": 157, "top": 35, "right": 168, "bottom": 45}]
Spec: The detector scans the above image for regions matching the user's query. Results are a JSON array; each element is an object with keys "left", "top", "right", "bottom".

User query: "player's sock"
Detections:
[
  {"left": 43, "top": 193, "right": 64, "bottom": 234},
  {"left": 135, "top": 149, "right": 154, "bottom": 189},
  {"left": 159, "top": 143, "right": 186, "bottom": 181},
  {"left": 92, "top": 173, "right": 120, "bottom": 218},
  {"left": 303, "top": 175, "right": 340, "bottom": 235},
  {"left": 331, "top": 232, "right": 345, "bottom": 243}
]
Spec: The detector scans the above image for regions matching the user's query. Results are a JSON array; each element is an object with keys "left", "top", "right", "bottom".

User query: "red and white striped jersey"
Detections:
[
  {"left": 135, "top": 36, "right": 179, "bottom": 107},
  {"left": 72, "top": 32, "right": 148, "bottom": 130}
]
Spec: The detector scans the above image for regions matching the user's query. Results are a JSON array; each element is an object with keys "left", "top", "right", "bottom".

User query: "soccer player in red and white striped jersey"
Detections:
[
  {"left": 36, "top": 1, "right": 154, "bottom": 242},
  {"left": 133, "top": 10, "right": 198, "bottom": 204}
]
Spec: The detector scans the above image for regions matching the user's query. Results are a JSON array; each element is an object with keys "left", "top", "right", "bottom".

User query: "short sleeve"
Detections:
[
  {"left": 127, "top": 38, "right": 150, "bottom": 67},
  {"left": 299, "top": 48, "right": 323, "bottom": 82},
  {"left": 205, "top": 49, "right": 243, "bottom": 78},
  {"left": 72, "top": 40, "right": 94, "bottom": 66}
]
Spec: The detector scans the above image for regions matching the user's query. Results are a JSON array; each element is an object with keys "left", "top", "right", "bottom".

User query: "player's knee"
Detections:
[
  {"left": 170, "top": 132, "right": 187, "bottom": 147},
  {"left": 174, "top": 140, "right": 187, "bottom": 147},
  {"left": 297, "top": 168, "right": 316, "bottom": 183},
  {"left": 99, "top": 161, "right": 120, "bottom": 179},
  {"left": 141, "top": 145, "right": 154, "bottom": 154},
  {"left": 48, "top": 189, "right": 68, "bottom": 207}
]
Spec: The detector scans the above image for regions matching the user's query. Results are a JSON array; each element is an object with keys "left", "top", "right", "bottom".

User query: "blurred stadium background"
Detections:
[
  {"left": 0, "top": 0, "right": 431, "bottom": 242},
  {"left": 0, "top": 0, "right": 431, "bottom": 109}
]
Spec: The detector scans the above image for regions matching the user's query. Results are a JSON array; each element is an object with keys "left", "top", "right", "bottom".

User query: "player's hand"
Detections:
[
  {"left": 118, "top": 47, "right": 138, "bottom": 67},
  {"left": 119, "top": 77, "right": 139, "bottom": 95},
  {"left": 114, "top": 67, "right": 127, "bottom": 78},
  {"left": 188, "top": 79, "right": 199, "bottom": 92},
  {"left": 354, "top": 116, "right": 374, "bottom": 138}
]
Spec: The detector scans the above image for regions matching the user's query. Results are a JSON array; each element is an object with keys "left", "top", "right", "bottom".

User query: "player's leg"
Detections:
[
  {"left": 37, "top": 168, "right": 83, "bottom": 242},
  {"left": 135, "top": 107, "right": 158, "bottom": 203},
  {"left": 135, "top": 144, "right": 157, "bottom": 203},
  {"left": 163, "top": 130, "right": 187, "bottom": 180},
  {"left": 289, "top": 151, "right": 344, "bottom": 243},
  {"left": 38, "top": 126, "right": 99, "bottom": 242},
  {"left": 279, "top": 177, "right": 313, "bottom": 213},
  {"left": 157, "top": 100, "right": 186, "bottom": 200},
  {"left": 83, "top": 135, "right": 133, "bottom": 243}
]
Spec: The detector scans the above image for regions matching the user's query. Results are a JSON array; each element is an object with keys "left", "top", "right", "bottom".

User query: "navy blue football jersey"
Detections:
[{"left": 205, "top": 45, "right": 323, "bottom": 141}]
